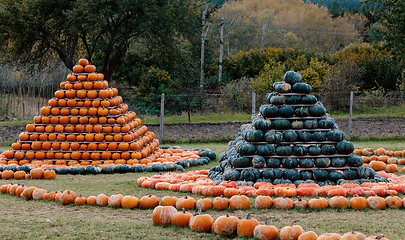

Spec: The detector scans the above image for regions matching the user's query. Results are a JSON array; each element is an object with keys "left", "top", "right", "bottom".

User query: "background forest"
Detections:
[{"left": 0, "top": 0, "right": 403, "bottom": 117}]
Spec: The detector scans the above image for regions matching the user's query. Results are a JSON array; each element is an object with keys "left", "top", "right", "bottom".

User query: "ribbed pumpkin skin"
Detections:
[
  {"left": 212, "top": 214, "right": 239, "bottom": 236},
  {"left": 152, "top": 206, "right": 177, "bottom": 226}
]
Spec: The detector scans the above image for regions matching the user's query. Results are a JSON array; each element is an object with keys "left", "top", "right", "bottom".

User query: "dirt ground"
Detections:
[{"left": 1, "top": 118, "right": 404, "bottom": 144}]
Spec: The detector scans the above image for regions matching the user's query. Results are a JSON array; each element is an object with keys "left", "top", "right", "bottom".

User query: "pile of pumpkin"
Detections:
[
  {"left": 0, "top": 167, "right": 55, "bottom": 180},
  {"left": 354, "top": 147, "right": 405, "bottom": 173},
  {"left": 152, "top": 208, "right": 388, "bottom": 239}
]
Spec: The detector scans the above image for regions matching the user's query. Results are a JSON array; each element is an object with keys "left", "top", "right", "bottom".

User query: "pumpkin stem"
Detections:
[
  {"left": 246, "top": 212, "right": 251, "bottom": 219},
  {"left": 264, "top": 218, "right": 268, "bottom": 225},
  {"left": 298, "top": 196, "right": 302, "bottom": 201},
  {"left": 289, "top": 220, "right": 296, "bottom": 226},
  {"left": 376, "top": 234, "right": 385, "bottom": 239},
  {"left": 182, "top": 208, "right": 186, "bottom": 214}
]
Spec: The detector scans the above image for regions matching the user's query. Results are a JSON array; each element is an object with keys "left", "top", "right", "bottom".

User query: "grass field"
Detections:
[{"left": 0, "top": 142, "right": 405, "bottom": 239}]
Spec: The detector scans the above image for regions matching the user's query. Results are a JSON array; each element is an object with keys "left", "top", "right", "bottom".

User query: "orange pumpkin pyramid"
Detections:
[{"left": 3, "top": 59, "right": 159, "bottom": 165}]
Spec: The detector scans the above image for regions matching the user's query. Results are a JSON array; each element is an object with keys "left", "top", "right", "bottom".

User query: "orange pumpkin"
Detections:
[
  {"left": 152, "top": 206, "right": 177, "bottom": 226},
  {"left": 171, "top": 208, "right": 192, "bottom": 227},
  {"left": 341, "top": 231, "right": 367, "bottom": 240},
  {"left": 121, "top": 196, "right": 139, "bottom": 209},
  {"left": 229, "top": 194, "right": 250, "bottom": 210},
  {"left": 237, "top": 212, "right": 260, "bottom": 238},
  {"left": 253, "top": 219, "right": 279, "bottom": 240},
  {"left": 139, "top": 194, "right": 160, "bottom": 209},
  {"left": 212, "top": 213, "right": 239, "bottom": 236},
  {"left": 279, "top": 221, "right": 304, "bottom": 240},
  {"left": 188, "top": 209, "right": 213, "bottom": 232}
]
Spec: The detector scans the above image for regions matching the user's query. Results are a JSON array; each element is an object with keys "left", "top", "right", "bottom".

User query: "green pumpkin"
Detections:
[
  {"left": 270, "top": 95, "right": 286, "bottom": 105},
  {"left": 279, "top": 105, "right": 295, "bottom": 117},
  {"left": 307, "top": 145, "right": 321, "bottom": 155},
  {"left": 284, "top": 71, "right": 302, "bottom": 85},
  {"left": 266, "top": 158, "right": 281, "bottom": 168},
  {"left": 283, "top": 169, "right": 300, "bottom": 182},
  {"left": 336, "top": 140, "right": 355, "bottom": 154},
  {"left": 284, "top": 130, "right": 298, "bottom": 142},
  {"left": 294, "top": 107, "right": 309, "bottom": 117},
  {"left": 264, "top": 132, "right": 283, "bottom": 144},
  {"left": 244, "top": 129, "right": 264, "bottom": 142},
  {"left": 293, "top": 145, "right": 308, "bottom": 156},
  {"left": 292, "top": 82, "right": 312, "bottom": 94},
  {"left": 298, "top": 132, "right": 312, "bottom": 142},
  {"left": 347, "top": 154, "right": 363, "bottom": 167},
  {"left": 231, "top": 157, "right": 251, "bottom": 168},
  {"left": 314, "top": 158, "right": 331, "bottom": 168},
  {"left": 276, "top": 146, "right": 293, "bottom": 156},
  {"left": 291, "top": 120, "right": 304, "bottom": 129},
  {"left": 321, "top": 145, "right": 337, "bottom": 155},
  {"left": 318, "top": 118, "right": 335, "bottom": 129},
  {"left": 272, "top": 169, "right": 283, "bottom": 179},
  {"left": 309, "top": 104, "right": 326, "bottom": 117},
  {"left": 252, "top": 155, "right": 266, "bottom": 168},
  {"left": 273, "top": 82, "right": 291, "bottom": 93},
  {"left": 223, "top": 169, "right": 241, "bottom": 181},
  {"left": 266, "top": 92, "right": 277, "bottom": 104},
  {"left": 303, "top": 120, "right": 318, "bottom": 129},
  {"left": 259, "top": 104, "right": 279, "bottom": 118},
  {"left": 312, "top": 131, "right": 326, "bottom": 141},
  {"left": 331, "top": 157, "right": 346, "bottom": 167},
  {"left": 313, "top": 169, "right": 329, "bottom": 181},
  {"left": 69, "top": 168, "right": 80, "bottom": 175},
  {"left": 130, "top": 165, "right": 143, "bottom": 173},
  {"left": 357, "top": 166, "right": 375, "bottom": 179},
  {"left": 236, "top": 141, "right": 256, "bottom": 155},
  {"left": 255, "top": 144, "right": 275, "bottom": 156},
  {"left": 57, "top": 168, "right": 70, "bottom": 175},
  {"left": 261, "top": 169, "right": 275, "bottom": 180},
  {"left": 115, "top": 165, "right": 130, "bottom": 174},
  {"left": 329, "top": 170, "right": 344, "bottom": 181},
  {"left": 272, "top": 119, "right": 291, "bottom": 130},
  {"left": 102, "top": 166, "right": 115, "bottom": 174},
  {"left": 281, "top": 158, "right": 299, "bottom": 168},
  {"left": 327, "top": 129, "right": 345, "bottom": 141},
  {"left": 253, "top": 118, "right": 272, "bottom": 131},
  {"left": 300, "top": 170, "right": 313, "bottom": 180},
  {"left": 240, "top": 169, "right": 261, "bottom": 182},
  {"left": 343, "top": 169, "right": 358, "bottom": 180},
  {"left": 285, "top": 95, "right": 301, "bottom": 104},
  {"left": 200, "top": 149, "right": 217, "bottom": 161},
  {"left": 301, "top": 95, "right": 317, "bottom": 104},
  {"left": 299, "top": 158, "right": 314, "bottom": 168}
]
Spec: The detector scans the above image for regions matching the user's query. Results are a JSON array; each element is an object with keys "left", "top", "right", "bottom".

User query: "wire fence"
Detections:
[{"left": 1, "top": 90, "right": 405, "bottom": 121}]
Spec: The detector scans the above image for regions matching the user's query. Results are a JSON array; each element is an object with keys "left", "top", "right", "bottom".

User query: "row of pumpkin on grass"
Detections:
[
  {"left": 137, "top": 170, "right": 405, "bottom": 198},
  {"left": 0, "top": 148, "right": 217, "bottom": 176},
  {"left": 0, "top": 181, "right": 403, "bottom": 212},
  {"left": 354, "top": 147, "right": 405, "bottom": 157},
  {"left": 0, "top": 182, "right": 389, "bottom": 240},
  {"left": 152, "top": 208, "right": 388, "bottom": 240}
]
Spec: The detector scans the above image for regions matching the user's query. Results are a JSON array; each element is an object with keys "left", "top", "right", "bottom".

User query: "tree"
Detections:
[
  {"left": 0, "top": 0, "right": 202, "bottom": 80},
  {"left": 367, "top": 0, "right": 405, "bottom": 62}
]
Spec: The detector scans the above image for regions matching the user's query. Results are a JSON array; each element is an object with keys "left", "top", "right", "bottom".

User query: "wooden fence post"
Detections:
[
  {"left": 252, "top": 92, "right": 256, "bottom": 115},
  {"left": 348, "top": 91, "right": 353, "bottom": 140},
  {"left": 159, "top": 93, "right": 165, "bottom": 144}
]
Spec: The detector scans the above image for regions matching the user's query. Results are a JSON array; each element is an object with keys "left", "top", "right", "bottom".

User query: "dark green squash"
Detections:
[
  {"left": 314, "top": 158, "right": 331, "bottom": 168},
  {"left": 273, "top": 179, "right": 292, "bottom": 185},
  {"left": 294, "top": 107, "right": 309, "bottom": 117},
  {"left": 283, "top": 130, "right": 298, "bottom": 142},
  {"left": 69, "top": 167, "right": 80, "bottom": 175},
  {"left": 255, "top": 144, "right": 275, "bottom": 156},
  {"left": 264, "top": 132, "right": 283, "bottom": 144},
  {"left": 303, "top": 120, "right": 318, "bottom": 129},
  {"left": 252, "top": 155, "right": 266, "bottom": 168},
  {"left": 291, "top": 120, "right": 304, "bottom": 129},
  {"left": 270, "top": 95, "right": 286, "bottom": 105},
  {"left": 309, "top": 104, "right": 326, "bottom": 117},
  {"left": 307, "top": 145, "right": 321, "bottom": 155},
  {"left": 276, "top": 146, "right": 293, "bottom": 156},
  {"left": 328, "top": 170, "right": 344, "bottom": 181},
  {"left": 318, "top": 118, "right": 335, "bottom": 129},
  {"left": 259, "top": 104, "right": 279, "bottom": 118},
  {"left": 327, "top": 129, "right": 345, "bottom": 142},
  {"left": 357, "top": 166, "right": 375, "bottom": 179},
  {"left": 115, "top": 165, "right": 130, "bottom": 174},
  {"left": 86, "top": 165, "right": 102, "bottom": 175},
  {"left": 347, "top": 154, "right": 363, "bottom": 167},
  {"left": 321, "top": 145, "right": 337, "bottom": 155},
  {"left": 285, "top": 95, "right": 301, "bottom": 104},
  {"left": 293, "top": 145, "right": 308, "bottom": 156},
  {"left": 284, "top": 71, "right": 302, "bottom": 85},
  {"left": 312, "top": 131, "right": 326, "bottom": 141},
  {"left": 301, "top": 95, "right": 317, "bottom": 104},
  {"left": 281, "top": 157, "right": 299, "bottom": 168},
  {"left": 231, "top": 157, "right": 251, "bottom": 168},
  {"left": 299, "top": 158, "right": 314, "bottom": 168},
  {"left": 298, "top": 132, "right": 312, "bottom": 142},
  {"left": 272, "top": 169, "right": 283, "bottom": 179},
  {"left": 283, "top": 169, "right": 300, "bottom": 182},
  {"left": 261, "top": 169, "right": 275, "bottom": 180},
  {"left": 279, "top": 105, "right": 295, "bottom": 117},
  {"left": 343, "top": 169, "right": 358, "bottom": 180},
  {"left": 266, "top": 158, "right": 281, "bottom": 168},
  {"left": 272, "top": 119, "right": 291, "bottom": 130},
  {"left": 102, "top": 166, "right": 115, "bottom": 174},
  {"left": 300, "top": 170, "right": 313, "bottom": 180},
  {"left": 253, "top": 117, "right": 272, "bottom": 130},
  {"left": 240, "top": 169, "right": 261, "bottom": 182},
  {"left": 313, "top": 169, "right": 329, "bottom": 181},
  {"left": 236, "top": 141, "right": 256, "bottom": 155},
  {"left": 292, "top": 82, "right": 312, "bottom": 94},
  {"left": 336, "top": 140, "right": 355, "bottom": 154},
  {"left": 223, "top": 169, "right": 241, "bottom": 181},
  {"left": 331, "top": 157, "right": 346, "bottom": 167}
]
